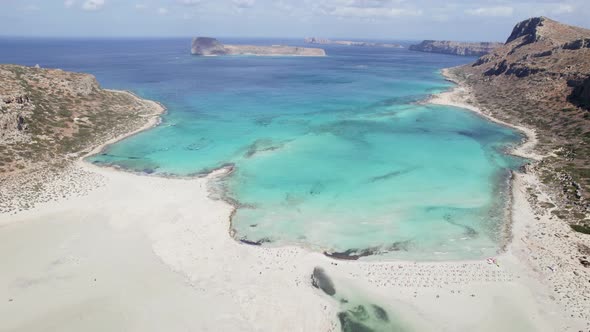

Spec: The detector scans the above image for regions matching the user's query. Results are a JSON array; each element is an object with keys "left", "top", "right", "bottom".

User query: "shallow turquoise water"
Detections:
[{"left": 6, "top": 39, "right": 523, "bottom": 260}]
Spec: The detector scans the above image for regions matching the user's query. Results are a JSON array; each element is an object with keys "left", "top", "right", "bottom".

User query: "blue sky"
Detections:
[{"left": 0, "top": 0, "right": 588, "bottom": 41}]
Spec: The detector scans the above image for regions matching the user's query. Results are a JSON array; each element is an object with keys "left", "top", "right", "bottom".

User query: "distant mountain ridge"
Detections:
[
  {"left": 409, "top": 40, "right": 503, "bottom": 56},
  {"left": 304, "top": 37, "right": 403, "bottom": 48},
  {"left": 191, "top": 37, "right": 326, "bottom": 57}
]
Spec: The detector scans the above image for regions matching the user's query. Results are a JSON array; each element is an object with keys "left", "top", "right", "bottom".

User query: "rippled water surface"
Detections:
[{"left": 0, "top": 38, "right": 525, "bottom": 259}]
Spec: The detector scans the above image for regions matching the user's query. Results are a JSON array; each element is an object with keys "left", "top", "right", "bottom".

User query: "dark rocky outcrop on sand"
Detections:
[
  {"left": 191, "top": 37, "right": 326, "bottom": 57},
  {"left": 304, "top": 37, "right": 403, "bottom": 48},
  {"left": 409, "top": 40, "right": 502, "bottom": 56},
  {"left": 311, "top": 267, "right": 336, "bottom": 296}
]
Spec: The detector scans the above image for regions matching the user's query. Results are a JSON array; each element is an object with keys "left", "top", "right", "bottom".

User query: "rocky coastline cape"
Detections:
[
  {"left": 304, "top": 37, "right": 403, "bottom": 48},
  {"left": 409, "top": 40, "right": 502, "bottom": 56},
  {"left": 0, "top": 64, "right": 163, "bottom": 213},
  {"left": 191, "top": 37, "right": 326, "bottom": 57},
  {"left": 448, "top": 16, "right": 590, "bottom": 231}
]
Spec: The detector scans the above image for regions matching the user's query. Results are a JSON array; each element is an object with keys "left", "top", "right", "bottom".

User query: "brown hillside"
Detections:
[{"left": 448, "top": 17, "right": 590, "bottom": 228}]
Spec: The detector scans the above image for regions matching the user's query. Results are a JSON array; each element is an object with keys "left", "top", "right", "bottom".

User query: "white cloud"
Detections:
[
  {"left": 64, "top": 0, "right": 76, "bottom": 8},
  {"left": 82, "top": 0, "right": 105, "bottom": 11},
  {"left": 233, "top": 0, "right": 255, "bottom": 9},
  {"left": 22, "top": 4, "right": 41, "bottom": 11},
  {"left": 179, "top": 0, "right": 201, "bottom": 6},
  {"left": 329, "top": 6, "right": 421, "bottom": 18},
  {"left": 553, "top": 4, "right": 575, "bottom": 14},
  {"left": 465, "top": 6, "right": 513, "bottom": 17},
  {"left": 157, "top": 7, "right": 169, "bottom": 15},
  {"left": 135, "top": 3, "right": 147, "bottom": 10}
]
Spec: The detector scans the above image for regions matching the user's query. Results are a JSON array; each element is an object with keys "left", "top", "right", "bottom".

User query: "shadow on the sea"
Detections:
[
  {"left": 365, "top": 95, "right": 424, "bottom": 110},
  {"left": 242, "top": 138, "right": 289, "bottom": 158},
  {"left": 184, "top": 137, "right": 212, "bottom": 151},
  {"left": 92, "top": 155, "right": 161, "bottom": 175},
  {"left": 443, "top": 213, "right": 479, "bottom": 238},
  {"left": 367, "top": 168, "right": 417, "bottom": 183},
  {"left": 324, "top": 240, "right": 412, "bottom": 260},
  {"left": 311, "top": 267, "right": 409, "bottom": 332},
  {"left": 99, "top": 153, "right": 142, "bottom": 160}
]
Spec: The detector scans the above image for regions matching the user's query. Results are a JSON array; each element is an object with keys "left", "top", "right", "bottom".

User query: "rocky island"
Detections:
[
  {"left": 410, "top": 40, "right": 502, "bottom": 56},
  {"left": 304, "top": 37, "right": 403, "bottom": 48},
  {"left": 191, "top": 37, "right": 326, "bottom": 57}
]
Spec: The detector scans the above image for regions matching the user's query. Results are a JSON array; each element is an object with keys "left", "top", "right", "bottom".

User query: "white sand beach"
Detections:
[{"left": 1, "top": 83, "right": 589, "bottom": 331}]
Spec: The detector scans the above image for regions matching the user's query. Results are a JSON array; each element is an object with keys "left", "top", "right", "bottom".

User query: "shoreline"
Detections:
[
  {"left": 83, "top": 89, "right": 166, "bottom": 160},
  {"left": 428, "top": 68, "right": 539, "bottom": 253},
  {"left": 2, "top": 72, "right": 588, "bottom": 331},
  {"left": 428, "top": 68, "right": 542, "bottom": 161}
]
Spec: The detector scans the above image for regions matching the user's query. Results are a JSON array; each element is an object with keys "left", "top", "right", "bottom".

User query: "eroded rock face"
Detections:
[
  {"left": 191, "top": 37, "right": 228, "bottom": 56},
  {"left": 409, "top": 40, "right": 502, "bottom": 56},
  {"left": 568, "top": 76, "right": 590, "bottom": 109},
  {"left": 506, "top": 16, "right": 546, "bottom": 45}
]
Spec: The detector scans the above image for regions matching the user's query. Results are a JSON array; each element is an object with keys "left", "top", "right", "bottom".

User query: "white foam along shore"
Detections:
[{"left": 0, "top": 84, "right": 588, "bottom": 331}]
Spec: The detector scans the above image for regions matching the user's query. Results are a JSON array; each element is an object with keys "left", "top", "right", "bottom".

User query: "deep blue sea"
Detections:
[{"left": 0, "top": 38, "right": 524, "bottom": 260}]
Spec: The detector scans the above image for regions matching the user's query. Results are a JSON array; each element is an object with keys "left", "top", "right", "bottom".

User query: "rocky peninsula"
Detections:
[
  {"left": 191, "top": 37, "right": 326, "bottom": 57},
  {"left": 410, "top": 40, "right": 502, "bottom": 56},
  {"left": 0, "top": 64, "right": 163, "bottom": 213},
  {"left": 433, "top": 16, "right": 590, "bottom": 325},
  {"left": 304, "top": 37, "right": 403, "bottom": 48}
]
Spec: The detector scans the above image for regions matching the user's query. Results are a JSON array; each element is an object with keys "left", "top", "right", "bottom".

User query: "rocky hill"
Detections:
[
  {"left": 0, "top": 64, "right": 162, "bottom": 212},
  {"left": 410, "top": 40, "right": 502, "bottom": 56},
  {"left": 304, "top": 37, "right": 403, "bottom": 48},
  {"left": 446, "top": 17, "right": 590, "bottom": 230},
  {"left": 191, "top": 37, "right": 326, "bottom": 57}
]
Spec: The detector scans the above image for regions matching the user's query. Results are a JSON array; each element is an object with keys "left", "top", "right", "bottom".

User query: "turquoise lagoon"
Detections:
[{"left": 0, "top": 39, "right": 524, "bottom": 260}]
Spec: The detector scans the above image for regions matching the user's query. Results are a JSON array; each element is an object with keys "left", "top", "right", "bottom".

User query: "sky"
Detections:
[{"left": 0, "top": 0, "right": 589, "bottom": 41}]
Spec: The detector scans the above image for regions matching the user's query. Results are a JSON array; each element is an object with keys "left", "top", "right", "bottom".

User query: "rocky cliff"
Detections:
[
  {"left": 0, "top": 65, "right": 162, "bottom": 175},
  {"left": 191, "top": 37, "right": 326, "bottom": 57},
  {"left": 447, "top": 16, "right": 590, "bottom": 227},
  {"left": 304, "top": 37, "right": 403, "bottom": 48},
  {"left": 409, "top": 40, "right": 502, "bottom": 56}
]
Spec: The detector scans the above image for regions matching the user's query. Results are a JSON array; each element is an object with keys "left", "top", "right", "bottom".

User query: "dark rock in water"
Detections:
[
  {"left": 337, "top": 312, "right": 374, "bottom": 332},
  {"left": 143, "top": 168, "right": 155, "bottom": 174},
  {"left": 386, "top": 240, "right": 412, "bottom": 252},
  {"left": 324, "top": 248, "right": 375, "bottom": 260},
  {"left": 349, "top": 305, "right": 370, "bottom": 321},
  {"left": 311, "top": 267, "right": 336, "bottom": 296},
  {"left": 325, "top": 241, "right": 411, "bottom": 260},
  {"left": 239, "top": 237, "right": 271, "bottom": 246},
  {"left": 371, "top": 305, "right": 389, "bottom": 322}
]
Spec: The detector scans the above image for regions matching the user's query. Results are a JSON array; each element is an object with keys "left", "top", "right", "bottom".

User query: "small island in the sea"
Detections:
[
  {"left": 409, "top": 40, "right": 502, "bottom": 56},
  {"left": 191, "top": 37, "right": 326, "bottom": 56},
  {"left": 304, "top": 37, "right": 403, "bottom": 48}
]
